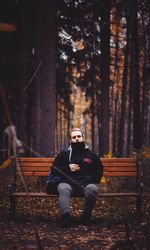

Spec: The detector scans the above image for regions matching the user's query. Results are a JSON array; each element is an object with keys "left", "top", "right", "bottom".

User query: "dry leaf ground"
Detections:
[{"left": 0, "top": 159, "right": 149, "bottom": 250}]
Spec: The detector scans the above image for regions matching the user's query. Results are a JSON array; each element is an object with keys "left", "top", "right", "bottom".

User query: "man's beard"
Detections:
[{"left": 71, "top": 141, "right": 85, "bottom": 150}]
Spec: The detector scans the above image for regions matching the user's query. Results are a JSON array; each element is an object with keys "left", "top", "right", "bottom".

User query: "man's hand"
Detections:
[{"left": 69, "top": 163, "right": 80, "bottom": 172}]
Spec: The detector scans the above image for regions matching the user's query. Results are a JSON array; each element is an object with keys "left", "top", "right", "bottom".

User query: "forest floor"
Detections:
[
  {"left": 0, "top": 159, "right": 150, "bottom": 250},
  {"left": 0, "top": 192, "right": 150, "bottom": 249}
]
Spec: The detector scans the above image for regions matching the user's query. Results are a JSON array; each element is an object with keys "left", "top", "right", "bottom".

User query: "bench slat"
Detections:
[
  {"left": 16, "top": 163, "right": 137, "bottom": 168},
  {"left": 12, "top": 192, "right": 139, "bottom": 197},
  {"left": 16, "top": 166, "right": 137, "bottom": 174},
  {"left": 102, "top": 163, "right": 137, "bottom": 166},
  {"left": 16, "top": 167, "right": 50, "bottom": 171},
  {"left": 16, "top": 157, "right": 137, "bottom": 161},
  {"left": 16, "top": 166, "right": 137, "bottom": 172},
  {"left": 101, "top": 158, "right": 137, "bottom": 162},
  {"left": 16, "top": 158, "right": 137, "bottom": 163},
  {"left": 16, "top": 171, "right": 137, "bottom": 177},
  {"left": 16, "top": 158, "right": 54, "bottom": 162},
  {"left": 16, "top": 163, "right": 51, "bottom": 167},
  {"left": 104, "top": 172, "right": 137, "bottom": 177},
  {"left": 104, "top": 167, "right": 136, "bottom": 171},
  {"left": 16, "top": 172, "right": 48, "bottom": 176}
]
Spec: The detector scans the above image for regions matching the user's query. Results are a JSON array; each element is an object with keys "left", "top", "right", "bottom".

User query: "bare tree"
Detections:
[
  {"left": 35, "top": 0, "right": 56, "bottom": 156},
  {"left": 99, "top": 0, "right": 111, "bottom": 156}
]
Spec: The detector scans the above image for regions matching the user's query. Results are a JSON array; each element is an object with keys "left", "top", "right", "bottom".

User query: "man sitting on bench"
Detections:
[{"left": 51, "top": 128, "right": 103, "bottom": 227}]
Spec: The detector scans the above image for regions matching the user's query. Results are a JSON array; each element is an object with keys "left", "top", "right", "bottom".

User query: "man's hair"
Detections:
[{"left": 70, "top": 128, "right": 84, "bottom": 136}]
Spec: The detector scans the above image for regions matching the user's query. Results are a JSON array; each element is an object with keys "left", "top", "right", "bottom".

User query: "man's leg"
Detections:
[
  {"left": 82, "top": 184, "right": 99, "bottom": 224},
  {"left": 57, "top": 183, "right": 73, "bottom": 227},
  {"left": 57, "top": 183, "right": 73, "bottom": 214}
]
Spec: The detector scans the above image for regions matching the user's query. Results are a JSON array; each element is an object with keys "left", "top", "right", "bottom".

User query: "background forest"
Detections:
[{"left": 0, "top": 0, "right": 150, "bottom": 158}]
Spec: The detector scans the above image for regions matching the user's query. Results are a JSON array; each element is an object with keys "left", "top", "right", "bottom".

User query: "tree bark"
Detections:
[
  {"left": 37, "top": 0, "right": 56, "bottom": 156},
  {"left": 132, "top": 0, "right": 141, "bottom": 151},
  {"left": 99, "top": 0, "right": 111, "bottom": 156}
]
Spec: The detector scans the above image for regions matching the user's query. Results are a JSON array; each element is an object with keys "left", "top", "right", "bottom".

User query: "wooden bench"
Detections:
[{"left": 9, "top": 157, "right": 143, "bottom": 217}]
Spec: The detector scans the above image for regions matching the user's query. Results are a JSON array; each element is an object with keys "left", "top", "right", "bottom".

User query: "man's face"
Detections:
[{"left": 71, "top": 130, "right": 83, "bottom": 143}]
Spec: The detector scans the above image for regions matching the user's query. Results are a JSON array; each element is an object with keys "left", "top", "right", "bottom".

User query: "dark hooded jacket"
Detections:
[{"left": 51, "top": 142, "right": 103, "bottom": 188}]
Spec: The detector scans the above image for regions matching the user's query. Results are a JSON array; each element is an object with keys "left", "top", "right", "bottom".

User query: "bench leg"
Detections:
[
  {"left": 124, "top": 219, "right": 130, "bottom": 239},
  {"left": 9, "top": 195, "right": 16, "bottom": 218},
  {"left": 136, "top": 194, "right": 142, "bottom": 220}
]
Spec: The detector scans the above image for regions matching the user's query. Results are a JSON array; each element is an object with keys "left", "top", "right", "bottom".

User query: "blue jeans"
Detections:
[{"left": 57, "top": 183, "right": 99, "bottom": 216}]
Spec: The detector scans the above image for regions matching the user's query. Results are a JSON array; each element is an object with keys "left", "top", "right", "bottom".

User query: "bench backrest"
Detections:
[{"left": 16, "top": 157, "right": 138, "bottom": 178}]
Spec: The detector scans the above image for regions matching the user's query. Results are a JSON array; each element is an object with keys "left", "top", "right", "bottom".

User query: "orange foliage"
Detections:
[{"left": 0, "top": 22, "right": 17, "bottom": 32}]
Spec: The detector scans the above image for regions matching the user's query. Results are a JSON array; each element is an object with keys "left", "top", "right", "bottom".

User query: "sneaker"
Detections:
[{"left": 61, "top": 213, "right": 72, "bottom": 228}]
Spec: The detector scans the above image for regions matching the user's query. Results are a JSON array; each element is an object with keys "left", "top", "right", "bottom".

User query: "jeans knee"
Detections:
[
  {"left": 57, "top": 183, "right": 72, "bottom": 195},
  {"left": 84, "top": 184, "right": 99, "bottom": 197}
]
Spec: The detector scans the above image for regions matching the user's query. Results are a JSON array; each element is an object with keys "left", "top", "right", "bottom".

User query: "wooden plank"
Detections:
[
  {"left": 16, "top": 171, "right": 48, "bottom": 176},
  {"left": 16, "top": 171, "right": 137, "bottom": 177},
  {"left": 16, "top": 157, "right": 137, "bottom": 163},
  {"left": 16, "top": 163, "right": 137, "bottom": 169},
  {"left": 101, "top": 158, "right": 137, "bottom": 162},
  {"left": 104, "top": 167, "right": 136, "bottom": 171},
  {"left": 16, "top": 167, "right": 50, "bottom": 172},
  {"left": 16, "top": 157, "right": 54, "bottom": 162},
  {"left": 16, "top": 163, "right": 51, "bottom": 167},
  {"left": 102, "top": 163, "right": 137, "bottom": 167},
  {"left": 12, "top": 192, "right": 139, "bottom": 197},
  {"left": 104, "top": 172, "right": 137, "bottom": 177},
  {"left": 98, "top": 192, "right": 139, "bottom": 197},
  {"left": 12, "top": 192, "right": 56, "bottom": 197},
  {"left": 16, "top": 162, "right": 137, "bottom": 167},
  {"left": 16, "top": 166, "right": 137, "bottom": 173}
]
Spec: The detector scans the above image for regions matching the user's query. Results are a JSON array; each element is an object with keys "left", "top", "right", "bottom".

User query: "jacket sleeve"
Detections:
[
  {"left": 51, "top": 149, "right": 70, "bottom": 177},
  {"left": 92, "top": 153, "right": 103, "bottom": 183}
]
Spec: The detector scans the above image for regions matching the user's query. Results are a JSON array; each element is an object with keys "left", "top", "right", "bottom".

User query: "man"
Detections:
[{"left": 51, "top": 128, "right": 103, "bottom": 227}]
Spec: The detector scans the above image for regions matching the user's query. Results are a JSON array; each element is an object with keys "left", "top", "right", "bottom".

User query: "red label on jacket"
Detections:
[{"left": 83, "top": 158, "right": 92, "bottom": 164}]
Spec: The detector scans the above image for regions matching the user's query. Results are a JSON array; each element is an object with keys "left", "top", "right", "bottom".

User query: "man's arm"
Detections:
[
  {"left": 51, "top": 149, "right": 70, "bottom": 177},
  {"left": 92, "top": 154, "right": 103, "bottom": 183}
]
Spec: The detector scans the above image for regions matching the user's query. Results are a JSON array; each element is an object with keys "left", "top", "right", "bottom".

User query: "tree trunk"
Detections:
[
  {"left": 17, "top": 1, "right": 30, "bottom": 154},
  {"left": 142, "top": 17, "right": 150, "bottom": 145},
  {"left": 37, "top": 0, "right": 56, "bottom": 156},
  {"left": 118, "top": 6, "right": 132, "bottom": 157},
  {"left": 99, "top": 0, "right": 110, "bottom": 156},
  {"left": 132, "top": 0, "right": 141, "bottom": 151}
]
